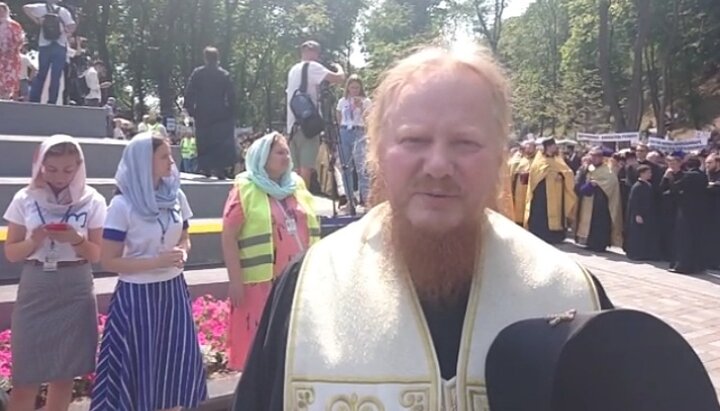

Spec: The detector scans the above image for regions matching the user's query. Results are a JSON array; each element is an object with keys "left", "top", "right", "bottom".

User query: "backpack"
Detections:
[
  {"left": 42, "top": 3, "right": 63, "bottom": 42},
  {"left": 289, "top": 62, "right": 324, "bottom": 138}
]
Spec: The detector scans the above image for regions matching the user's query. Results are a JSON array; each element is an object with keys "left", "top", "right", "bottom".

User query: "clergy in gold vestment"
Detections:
[
  {"left": 233, "top": 46, "right": 612, "bottom": 411},
  {"left": 524, "top": 138, "right": 577, "bottom": 244},
  {"left": 574, "top": 147, "right": 623, "bottom": 252},
  {"left": 509, "top": 140, "right": 536, "bottom": 224},
  {"left": 495, "top": 162, "right": 515, "bottom": 219}
]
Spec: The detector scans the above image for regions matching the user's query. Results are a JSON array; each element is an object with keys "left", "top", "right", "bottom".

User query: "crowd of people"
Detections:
[
  {"left": 0, "top": 0, "right": 112, "bottom": 106},
  {"left": 3, "top": 36, "right": 720, "bottom": 410},
  {"left": 507, "top": 136, "right": 720, "bottom": 275}
]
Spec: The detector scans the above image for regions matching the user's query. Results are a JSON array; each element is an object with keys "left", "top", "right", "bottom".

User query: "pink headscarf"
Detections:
[{"left": 26, "top": 135, "right": 94, "bottom": 213}]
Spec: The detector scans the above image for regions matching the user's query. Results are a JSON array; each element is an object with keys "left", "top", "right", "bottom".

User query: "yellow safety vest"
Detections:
[
  {"left": 148, "top": 123, "right": 163, "bottom": 132},
  {"left": 180, "top": 137, "right": 197, "bottom": 158},
  {"left": 235, "top": 175, "right": 320, "bottom": 284}
]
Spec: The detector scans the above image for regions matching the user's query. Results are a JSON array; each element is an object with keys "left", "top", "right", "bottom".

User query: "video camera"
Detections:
[{"left": 317, "top": 65, "right": 358, "bottom": 217}]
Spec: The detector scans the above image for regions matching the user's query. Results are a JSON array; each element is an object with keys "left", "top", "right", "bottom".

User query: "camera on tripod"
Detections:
[{"left": 317, "top": 77, "right": 359, "bottom": 217}]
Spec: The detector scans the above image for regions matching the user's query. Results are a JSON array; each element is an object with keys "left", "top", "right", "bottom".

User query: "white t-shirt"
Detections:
[
  {"left": 336, "top": 96, "right": 371, "bottom": 127},
  {"left": 83, "top": 67, "right": 101, "bottom": 100},
  {"left": 286, "top": 60, "right": 331, "bottom": 132},
  {"left": 19, "top": 55, "right": 36, "bottom": 80},
  {"left": 24, "top": 3, "right": 75, "bottom": 47},
  {"left": 3, "top": 188, "right": 107, "bottom": 262},
  {"left": 103, "top": 190, "right": 193, "bottom": 284}
]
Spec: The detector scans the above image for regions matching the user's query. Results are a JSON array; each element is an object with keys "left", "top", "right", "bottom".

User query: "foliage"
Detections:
[
  {"left": 5, "top": 0, "right": 719, "bottom": 134},
  {"left": 361, "top": 0, "right": 449, "bottom": 89},
  {"left": 498, "top": 0, "right": 720, "bottom": 137}
]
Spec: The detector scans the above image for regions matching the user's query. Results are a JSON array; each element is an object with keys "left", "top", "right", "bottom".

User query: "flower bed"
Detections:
[{"left": 0, "top": 295, "right": 231, "bottom": 403}]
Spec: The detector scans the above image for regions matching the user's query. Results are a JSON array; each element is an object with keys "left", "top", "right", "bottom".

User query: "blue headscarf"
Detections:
[
  {"left": 115, "top": 133, "right": 180, "bottom": 220},
  {"left": 243, "top": 133, "right": 296, "bottom": 200}
]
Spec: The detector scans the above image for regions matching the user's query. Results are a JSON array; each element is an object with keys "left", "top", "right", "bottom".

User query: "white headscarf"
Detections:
[{"left": 26, "top": 135, "right": 95, "bottom": 213}]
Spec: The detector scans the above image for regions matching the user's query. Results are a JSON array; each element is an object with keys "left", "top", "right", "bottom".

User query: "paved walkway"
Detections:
[{"left": 557, "top": 243, "right": 720, "bottom": 397}]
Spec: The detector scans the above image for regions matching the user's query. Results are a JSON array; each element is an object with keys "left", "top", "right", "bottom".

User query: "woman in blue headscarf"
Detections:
[
  {"left": 90, "top": 133, "right": 207, "bottom": 411},
  {"left": 221, "top": 131, "right": 320, "bottom": 370}
]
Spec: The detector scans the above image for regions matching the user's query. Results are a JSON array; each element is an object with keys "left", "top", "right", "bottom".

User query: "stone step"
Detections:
[
  {"left": 0, "top": 199, "right": 350, "bottom": 280},
  {"left": 0, "top": 175, "right": 233, "bottom": 220},
  {"left": 0, "top": 135, "right": 181, "bottom": 179},
  {"left": 0, "top": 267, "right": 231, "bottom": 330},
  {"left": 0, "top": 101, "right": 107, "bottom": 138},
  {"left": 67, "top": 373, "right": 240, "bottom": 411},
  {"left": 0, "top": 219, "right": 224, "bottom": 281},
  {"left": 0, "top": 211, "right": 354, "bottom": 327}
]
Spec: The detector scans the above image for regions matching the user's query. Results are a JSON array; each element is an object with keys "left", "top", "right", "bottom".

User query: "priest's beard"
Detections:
[{"left": 385, "top": 207, "right": 482, "bottom": 308}]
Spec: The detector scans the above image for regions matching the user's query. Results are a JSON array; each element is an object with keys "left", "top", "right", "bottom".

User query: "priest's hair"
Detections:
[{"left": 364, "top": 44, "right": 512, "bottom": 207}]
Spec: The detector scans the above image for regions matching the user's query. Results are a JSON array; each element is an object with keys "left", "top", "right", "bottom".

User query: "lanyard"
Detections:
[
  {"left": 34, "top": 202, "right": 72, "bottom": 225},
  {"left": 157, "top": 208, "right": 179, "bottom": 245},
  {"left": 34, "top": 202, "right": 72, "bottom": 250},
  {"left": 275, "top": 199, "right": 304, "bottom": 252}
]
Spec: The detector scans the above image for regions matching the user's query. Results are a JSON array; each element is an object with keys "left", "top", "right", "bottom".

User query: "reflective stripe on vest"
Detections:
[
  {"left": 180, "top": 138, "right": 197, "bottom": 158},
  {"left": 235, "top": 175, "right": 320, "bottom": 284}
]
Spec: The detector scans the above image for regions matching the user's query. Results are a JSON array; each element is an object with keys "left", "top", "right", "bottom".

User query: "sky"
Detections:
[
  {"left": 505, "top": 0, "right": 535, "bottom": 19},
  {"left": 349, "top": 0, "right": 535, "bottom": 67}
]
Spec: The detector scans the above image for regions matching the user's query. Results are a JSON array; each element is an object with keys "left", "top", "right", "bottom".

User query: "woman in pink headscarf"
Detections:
[
  {"left": 0, "top": 2, "right": 24, "bottom": 100},
  {"left": 3, "top": 135, "right": 107, "bottom": 411}
]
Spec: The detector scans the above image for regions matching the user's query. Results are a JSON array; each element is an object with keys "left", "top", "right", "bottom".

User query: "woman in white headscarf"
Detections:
[
  {"left": 90, "top": 132, "right": 207, "bottom": 411},
  {"left": 3, "top": 135, "right": 107, "bottom": 411}
]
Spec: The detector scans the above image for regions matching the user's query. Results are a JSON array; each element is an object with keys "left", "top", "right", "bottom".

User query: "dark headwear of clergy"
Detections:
[
  {"left": 540, "top": 137, "right": 556, "bottom": 148},
  {"left": 485, "top": 309, "right": 720, "bottom": 411},
  {"left": 670, "top": 150, "right": 686, "bottom": 159}
]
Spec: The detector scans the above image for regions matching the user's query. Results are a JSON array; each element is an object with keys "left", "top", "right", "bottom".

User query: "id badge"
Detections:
[
  {"left": 43, "top": 250, "right": 59, "bottom": 272},
  {"left": 285, "top": 218, "right": 298, "bottom": 234}
]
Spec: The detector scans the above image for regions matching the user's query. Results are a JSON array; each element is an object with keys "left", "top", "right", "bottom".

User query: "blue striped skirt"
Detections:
[{"left": 90, "top": 274, "right": 208, "bottom": 411}]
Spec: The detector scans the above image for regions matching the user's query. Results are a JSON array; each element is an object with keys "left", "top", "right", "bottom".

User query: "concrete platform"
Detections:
[
  {"left": 0, "top": 135, "right": 180, "bottom": 178},
  {"left": 0, "top": 176, "right": 232, "bottom": 220},
  {"left": 0, "top": 267, "right": 230, "bottom": 329},
  {"left": 0, "top": 101, "right": 107, "bottom": 137},
  {"left": 0, "top": 195, "right": 341, "bottom": 280}
]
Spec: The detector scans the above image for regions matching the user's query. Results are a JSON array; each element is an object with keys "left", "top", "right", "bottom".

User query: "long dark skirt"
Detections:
[{"left": 90, "top": 274, "right": 208, "bottom": 411}]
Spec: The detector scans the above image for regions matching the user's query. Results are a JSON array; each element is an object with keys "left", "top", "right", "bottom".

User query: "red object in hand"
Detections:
[{"left": 45, "top": 223, "right": 69, "bottom": 231}]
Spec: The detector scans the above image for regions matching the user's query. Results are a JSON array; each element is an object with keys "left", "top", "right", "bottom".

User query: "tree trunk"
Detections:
[
  {"left": 626, "top": 0, "right": 651, "bottom": 131},
  {"left": 597, "top": 0, "right": 627, "bottom": 131},
  {"left": 644, "top": 45, "right": 662, "bottom": 135},
  {"left": 98, "top": 0, "right": 111, "bottom": 80}
]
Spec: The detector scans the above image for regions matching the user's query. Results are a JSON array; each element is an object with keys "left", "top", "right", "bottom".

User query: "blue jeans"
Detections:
[
  {"left": 338, "top": 127, "right": 369, "bottom": 204},
  {"left": 181, "top": 157, "right": 198, "bottom": 173},
  {"left": 30, "top": 43, "right": 67, "bottom": 104}
]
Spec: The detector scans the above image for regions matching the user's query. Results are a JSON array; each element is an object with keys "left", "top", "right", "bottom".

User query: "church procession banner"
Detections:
[
  {"left": 648, "top": 137, "right": 708, "bottom": 152},
  {"left": 576, "top": 132, "right": 641, "bottom": 143},
  {"left": 577, "top": 131, "right": 710, "bottom": 152}
]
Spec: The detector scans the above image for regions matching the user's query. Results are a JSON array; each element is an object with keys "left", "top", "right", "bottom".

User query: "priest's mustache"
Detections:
[{"left": 412, "top": 178, "right": 462, "bottom": 196}]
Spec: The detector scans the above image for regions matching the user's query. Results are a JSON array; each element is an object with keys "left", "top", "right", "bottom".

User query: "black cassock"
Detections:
[
  {"left": 183, "top": 64, "right": 237, "bottom": 175},
  {"left": 659, "top": 175, "right": 679, "bottom": 262},
  {"left": 705, "top": 174, "right": 720, "bottom": 269},
  {"left": 667, "top": 169, "right": 709, "bottom": 274},
  {"left": 575, "top": 167, "right": 612, "bottom": 252},
  {"left": 624, "top": 180, "right": 660, "bottom": 261},
  {"left": 528, "top": 179, "right": 567, "bottom": 244},
  {"left": 231, "top": 255, "right": 614, "bottom": 411}
]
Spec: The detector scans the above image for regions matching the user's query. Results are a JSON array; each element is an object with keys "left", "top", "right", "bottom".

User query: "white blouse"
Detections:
[
  {"left": 102, "top": 190, "right": 192, "bottom": 284},
  {"left": 3, "top": 188, "right": 107, "bottom": 262}
]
